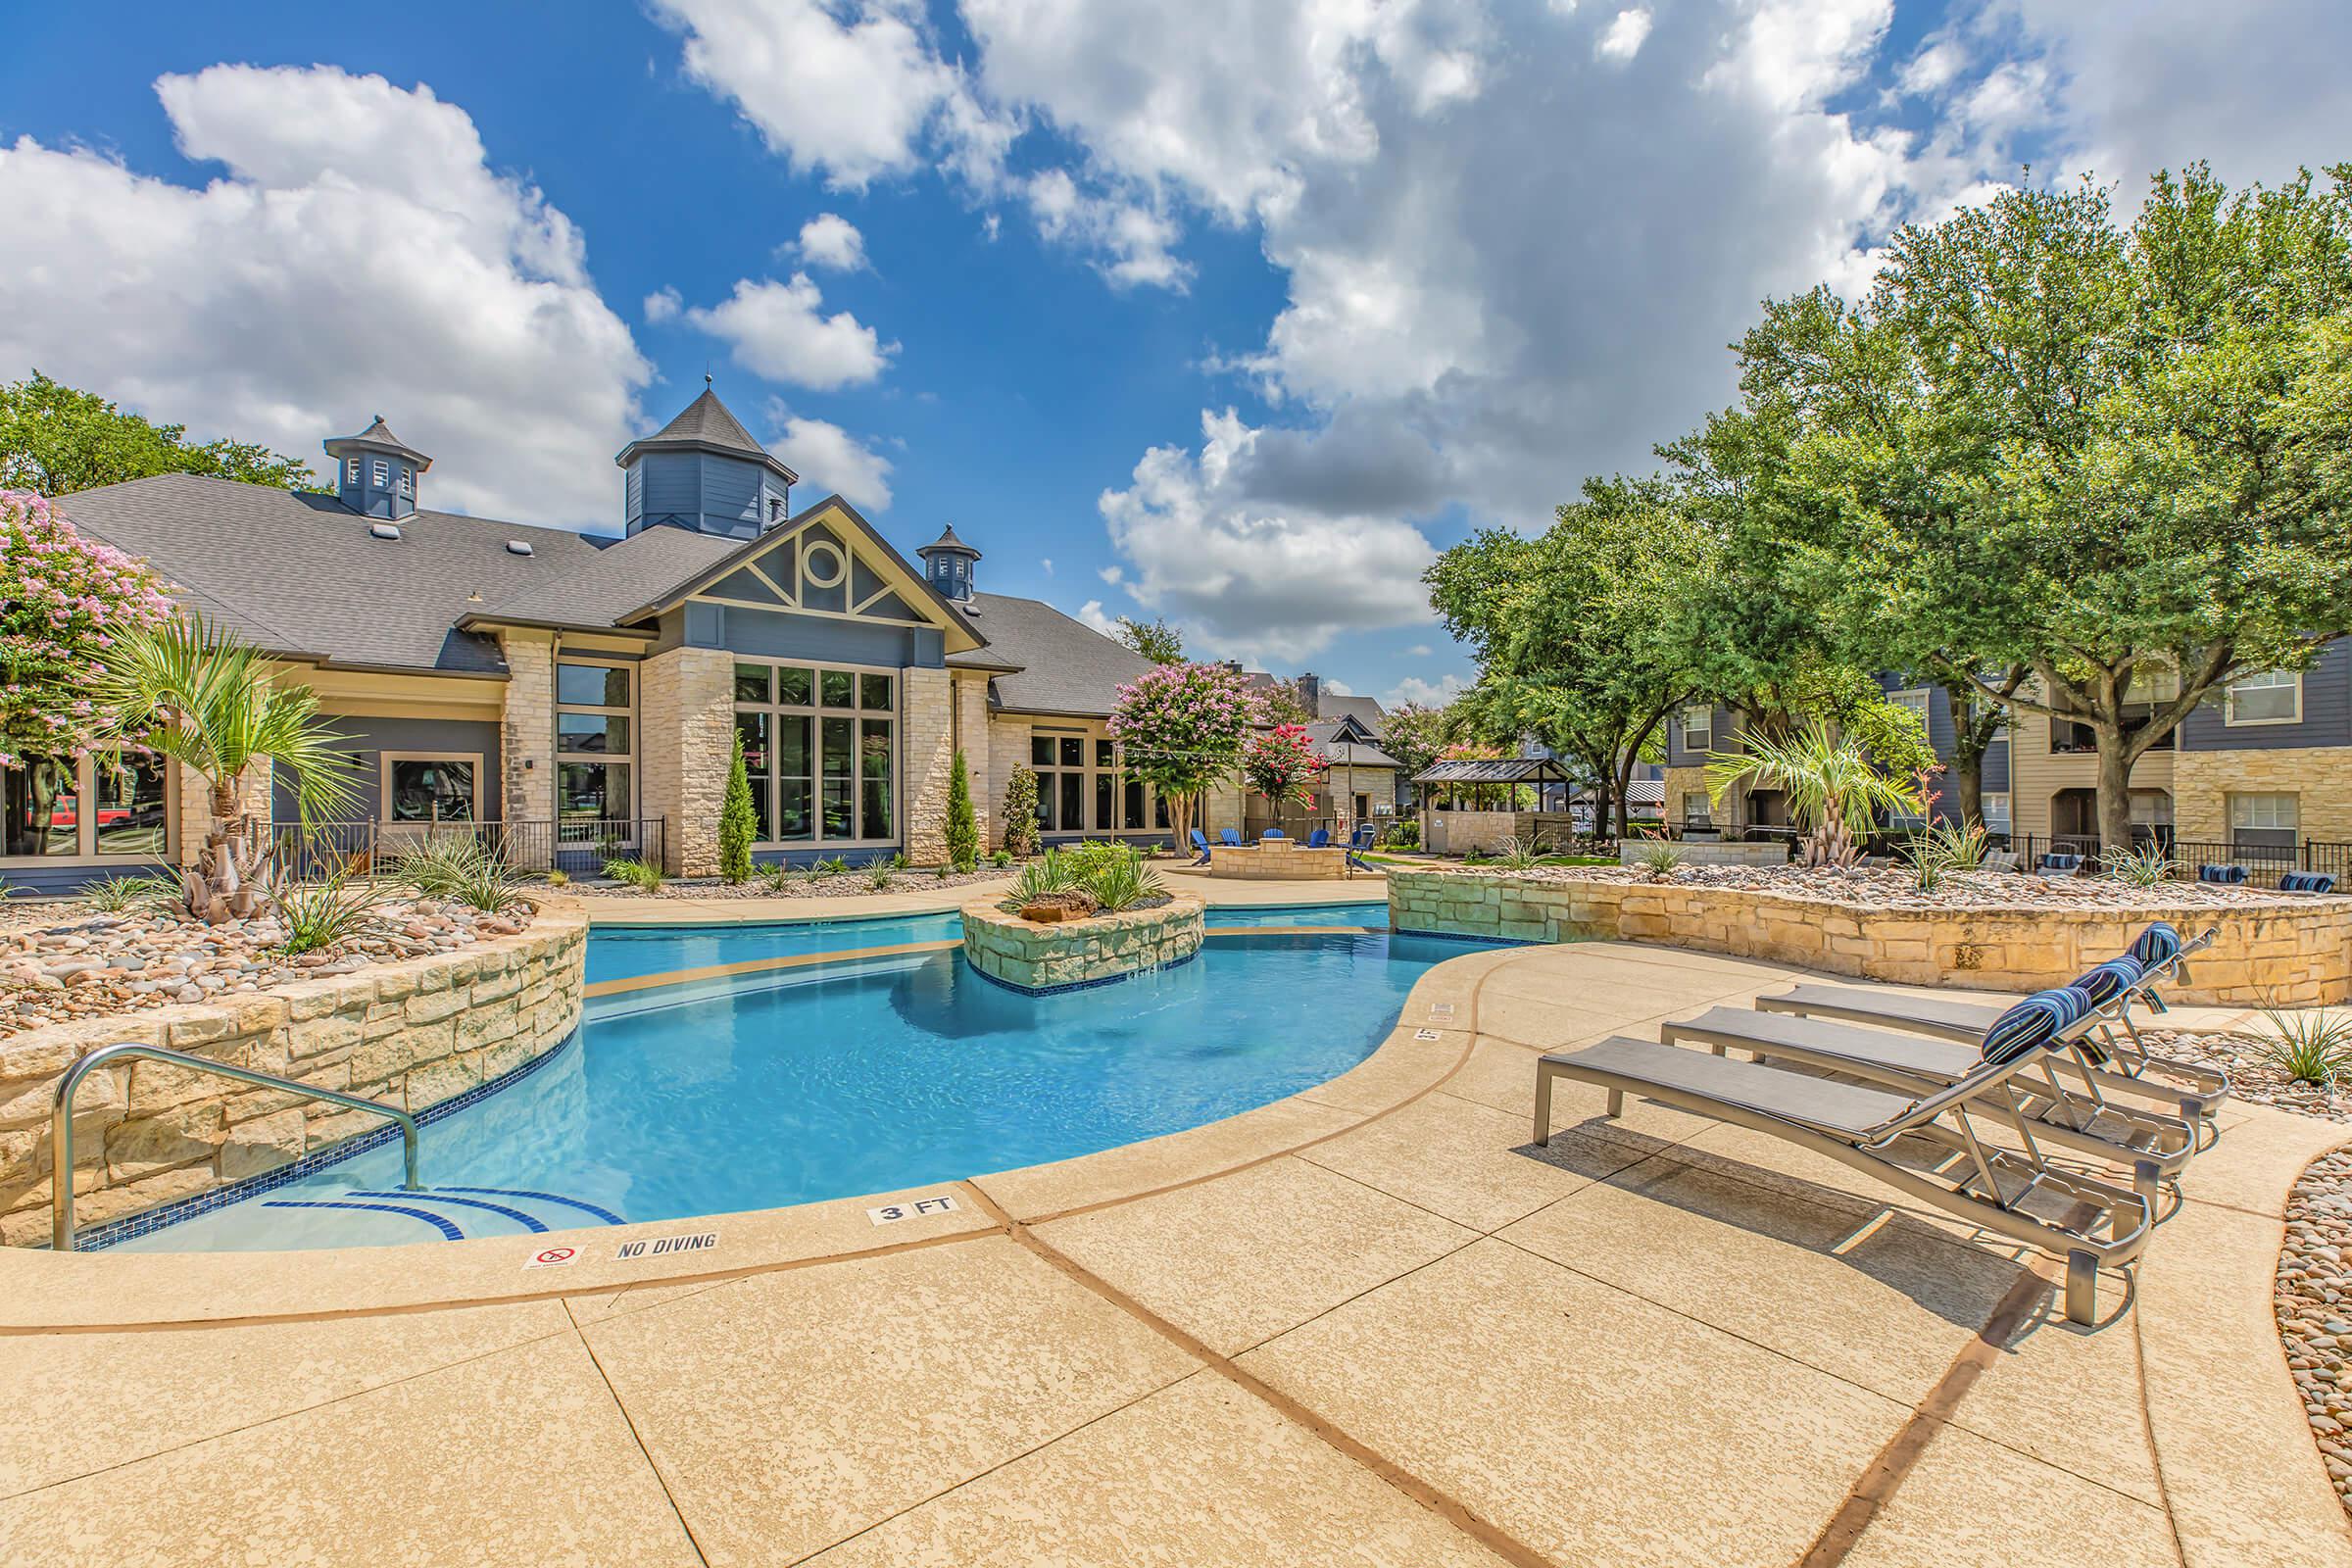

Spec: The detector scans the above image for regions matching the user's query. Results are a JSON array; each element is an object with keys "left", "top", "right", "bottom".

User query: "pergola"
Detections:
[{"left": 1413, "top": 757, "right": 1578, "bottom": 812}]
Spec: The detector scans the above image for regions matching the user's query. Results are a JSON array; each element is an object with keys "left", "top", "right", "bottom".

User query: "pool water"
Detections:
[{"left": 115, "top": 919, "right": 1452, "bottom": 1252}]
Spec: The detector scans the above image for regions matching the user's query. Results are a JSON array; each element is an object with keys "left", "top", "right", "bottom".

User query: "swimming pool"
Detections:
[{"left": 111, "top": 916, "right": 1454, "bottom": 1252}]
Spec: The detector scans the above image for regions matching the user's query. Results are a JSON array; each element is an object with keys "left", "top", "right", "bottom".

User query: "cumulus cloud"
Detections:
[
  {"left": 1386, "top": 674, "right": 1467, "bottom": 709},
  {"left": 763, "top": 405, "right": 894, "bottom": 512},
  {"left": 794, "top": 211, "right": 867, "bottom": 270},
  {"left": 1097, "top": 410, "right": 1438, "bottom": 662},
  {"left": 644, "top": 285, "right": 683, "bottom": 322},
  {"left": 1023, "top": 171, "right": 1188, "bottom": 291},
  {"left": 682, "top": 274, "right": 895, "bottom": 389},
  {"left": 1074, "top": 599, "right": 1121, "bottom": 637},
  {"left": 1594, "top": 9, "right": 1652, "bottom": 64},
  {"left": 0, "top": 64, "right": 647, "bottom": 528}
]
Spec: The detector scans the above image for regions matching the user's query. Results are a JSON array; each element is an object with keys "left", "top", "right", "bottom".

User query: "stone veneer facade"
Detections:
[
  {"left": 640, "top": 645, "right": 734, "bottom": 877},
  {"left": 1387, "top": 868, "right": 2352, "bottom": 1006},
  {"left": 0, "top": 915, "right": 587, "bottom": 1247},
  {"left": 2172, "top": 745, "right": 2352, "bottom": 845},
  {"left": 901, "top": 666, "right": 955, "bottom": 865},
  {"left": 961, "top": 896, "right": 1205, "bottom": 992},
  {"left": 498, "top": 629, "right": 558, "bottom": 824}
]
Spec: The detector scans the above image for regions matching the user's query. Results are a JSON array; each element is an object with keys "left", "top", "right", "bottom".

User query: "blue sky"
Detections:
[{"left": 2, "top": 1, "right": 2345, "bottom": 708}]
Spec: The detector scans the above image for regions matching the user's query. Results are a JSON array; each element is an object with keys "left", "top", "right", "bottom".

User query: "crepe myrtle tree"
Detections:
[
  {"left": 1108, "top": 661, "right": 1259, "bottom": 850},
  {"left": 0, "top": 489, "right": 174, "bottom": 767},
  {"left": 1241, "top": 723, "right": 1328, "bottom": 812}
]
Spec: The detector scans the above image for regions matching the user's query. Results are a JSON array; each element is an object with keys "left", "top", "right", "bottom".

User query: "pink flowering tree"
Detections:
[
  {"left": 0, "top": 491, "right": 172, "bottom": 829},
  {"left": 1242, "top": 723, "right": 1328, "bottom": 811},
  {"left": 1107, "top": 661, "right": 1258, "bottom": 849}
]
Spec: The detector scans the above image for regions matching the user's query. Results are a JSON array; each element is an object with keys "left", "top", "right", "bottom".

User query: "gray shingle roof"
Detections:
[
  {"left": 1302, "top": 719, "right": 1401, "bottom": 770},
  {"left": 57, "top": 473, "right": 623, "bottom": 674},
  {"left": 478, "top": 522, "right": 742, "bottom": 630},
  {"left": 323, "top": 416, "right": 430, "bottom": 466},
  {"left": 950, "top": 593, "right": 1155, "bottom": 715},
  {"left": 613, "top": 388, "right": 796, "bottom": 484}
]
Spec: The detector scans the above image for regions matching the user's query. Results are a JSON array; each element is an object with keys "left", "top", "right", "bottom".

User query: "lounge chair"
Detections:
[
  {"left": 1262, "top": 828, "right": 1287, "bottom": 840},
  {"left": 1753, "top": 923, "right": 2229, "bottom": 1126},
  {"left": 1306, "top": 827, "right": 1331, "bottom": 848},
  {"left": 2197, "top": 862, "right": 2249, "bottom": 886},
  {"left": 2281, "top": 870, "right": 2338, "bottom": 894},
  {"left": 1219, "top": 828, "right": 1243, "bottom": 848},
  {"left": 2038, "top": 852, "right": 2083, "bottom": 875},
  {"left": 1536, "top": 988, "right": 2155, "bottom": 1324},
  {"left": 1346, "top": 823, "right": 1376, "bottom": 872},
  {"left": 1189, "top": 828, "right": 1211, "bottom": 865},
  {"left": 1980, "top": 849, "right": 2020, "bottom": 872}
]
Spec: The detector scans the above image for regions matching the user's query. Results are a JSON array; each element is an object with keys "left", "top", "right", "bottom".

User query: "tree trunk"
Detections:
[
  {"left": 2094, "top": 734, "right": 2136, "bottom": 856},
  {"left": 1950, "top": 752, "right": 1984, "bottom": 832},
  {"left": 1590, "top": 776, "right": 1613, "bottom": 846}
]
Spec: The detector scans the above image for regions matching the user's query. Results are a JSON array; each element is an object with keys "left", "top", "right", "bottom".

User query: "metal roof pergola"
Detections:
[{"left": 1412, "top": 758, "right": 1577, "bottom": 787}]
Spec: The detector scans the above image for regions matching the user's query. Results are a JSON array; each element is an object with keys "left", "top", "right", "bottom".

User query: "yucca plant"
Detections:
[
  {"left": 2101, "top": 842, "right": 2176, "bottom": 888},
  {"left": 1898, "top": 821, "right": 1989, "bottom": 892},
  {"left": 95, "top": 612, "right": 359, "bottom": 923},
  {"left": 395, "top": 835, "right": 528, "bottom": 914},
  {"left": 1083, "top": 847, "right": 1166, "bottom": 911},
  {"left": 1005, "top": 850, "right": 1077, "bottom": 905},
  {"left": 760, "top": 861, "right": 793, "bottom": 893},
  {"left": 81, "top": 868, "right": 181, "bottom": 913},
  {"left": 276, "top": 870, "right": 390, "bottom": 956},
  {"left": 1635, "top": 842, "right": 1684, "bottom": 881},
  {"left": 1492, "top": 835, "right": 1544, "bottom": 871},
  {"left": 603, "top": 857, "right": 664, "bottom": 893},
  {"left": 1703, "top": 720, "right": 1924, "bottom": 870},
  {"left": 2255, "top": 1001, "right": 2352, "bottom": 1086},
  {"left": 869, "top": 861, "right": 895, "bottom": 891}
]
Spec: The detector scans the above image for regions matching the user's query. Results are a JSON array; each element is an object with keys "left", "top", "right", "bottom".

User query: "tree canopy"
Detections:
[
  {"left": 0, "top": 372, "right": 324, "bottom": 496},
  {"left": 1107, "top": 661, "right": 1259, "bottom": 846},
  {"left": 1109, "top": 614, "right": 1184, "bottom": 664},
  {"left": 0, "top": 489, "right": 175, "bottom": 766}
]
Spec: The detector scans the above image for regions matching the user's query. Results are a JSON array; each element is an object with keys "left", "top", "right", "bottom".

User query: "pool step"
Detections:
[{"left": 263, "top": 1185, "right": 623, "bottom": 1243}]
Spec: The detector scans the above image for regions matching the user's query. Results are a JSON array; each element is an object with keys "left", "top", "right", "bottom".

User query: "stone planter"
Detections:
[
  {"left": 1387, "top": 868, "right": 2352, "bottom": 1005},
  {"left": 0, "top": 915, "right": 587, "bottom": 1247},
  {"left": 961, "top": 896, "right": 1205, "bottom": 994}
]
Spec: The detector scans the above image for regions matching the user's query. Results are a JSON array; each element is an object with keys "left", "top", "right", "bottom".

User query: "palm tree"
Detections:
[
  {"left": 1702, "top": 719, "right": 1922, "bottom": 869},
  {"left": 96, "top": 613, "right": 359, "bottom": 922}
]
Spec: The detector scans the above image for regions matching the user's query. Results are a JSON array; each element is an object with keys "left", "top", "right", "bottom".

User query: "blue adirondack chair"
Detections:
[
  {"left": 1305, "top": 827, "right": 1331, "bottom": 848},
  {"left": 1346, "top": 822, "right": 1377, "bottom": 871},
  {"left": 1262, "top": 828, "right": 1287, "bottom": 840},
  {"left": 1190, "top": 828, "right": 1211, "bottom": 865},
  {"left": 1219, "top": 829, "right": 1243, "bottom": 848}
]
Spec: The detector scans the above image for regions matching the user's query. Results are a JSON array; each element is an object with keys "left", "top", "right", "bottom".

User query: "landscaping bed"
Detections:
[
  {"left": 1438, "top": 861, "right": 2325, "bottom": 911},
  {"left": 564, "top": 866, "right": 1011, "bottom": 900},
  {"left": 2280, "top": 1146, "right": 2352, "bottom": 1513},
  {"left": 0, "top": 897, "right": 530, "bottom": 1041}
]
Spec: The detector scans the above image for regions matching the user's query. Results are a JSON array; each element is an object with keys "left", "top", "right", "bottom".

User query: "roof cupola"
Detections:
[
  {"left": 614, "top": 381, "right": 798, "bottom": 540},
  {"left": 916, "top": 523, "right": 979, "bottom": 602},
  {"left": 323, "top": 416, "right": 430, "bottom": 522}
]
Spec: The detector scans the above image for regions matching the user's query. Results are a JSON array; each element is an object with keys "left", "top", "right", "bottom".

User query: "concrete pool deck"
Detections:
[{"left": 0, "top": 928, "right": 2343, "bottom": 1565}]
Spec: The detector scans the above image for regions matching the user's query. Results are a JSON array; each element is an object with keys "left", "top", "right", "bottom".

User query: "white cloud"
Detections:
[
  {"left": 644, "top": 285, "right": 683, "bottom": 322},
  {"left": 1318, "top": 677, "right": 1354, "bottom": 695},
  {"left": 1406, "top": 644, "right": 1434, "bottom": 658},
  {"left": 1098, "top": 410, "right": 1438, "bottom": 663},
  {"left": 794, "top": 212, "right": 867, "bottom": 270},
  {"left": 682, "top": 273, "right": 895, "bottom": 389},
  {"left": 1023, "top": 170, "right": 1188, "bottom": 291},
  {"left": 650, "top": 0, "right": 1002, "bottom": 189},
  {"left": 763, "top": 407, "right": 894, "bottom": 512},
  {"left": 1039, "top": 557, "right": 1054, "bottom": 574},
  {"left": 1595, "top": 9, "right": 1652, "bottom": 64},
  {"left": 0, "top": 64, "right": 647, "bottom": 528},
  {"left": 1074, "top": 599, "right": 1121, "bottom": 637},
  {"left": 1386, "top": 674, "right": 1466, "bottom": 709}
]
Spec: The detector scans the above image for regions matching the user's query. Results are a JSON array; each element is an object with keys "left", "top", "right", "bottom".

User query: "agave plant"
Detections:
[
  {"left": 394, "top": 835, "right": 529, "bottom": 914},
  {"left": 2100, "top": 842, "right": 2176, "bottom": 888},
  {"left": 2256, "top": 1001, "right": 2352, "bottom": 1086},
  {"left": 1635, "top": 842, "right": 1684, "bottom": 881},
  {"left": 1080, "top": 846, "right": 1167, "bottom": 911},
  {"left": 275, "top": 869, "right": 391, "bottom": 956},
  {"left": 1702, "top": 720, "right": 1923, "bottom": 870}
]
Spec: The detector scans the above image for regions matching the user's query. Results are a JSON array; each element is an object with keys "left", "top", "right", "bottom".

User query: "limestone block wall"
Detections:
[
  {"left": 953, "top": 671, "right": 994, "bottom": 852},
  {"left": 1662, "top": 766, "right": 1706, "bottom": 828},
  {"left": 641, "top": 646, "right": 733, "bottom": 876},
  {"left": 2174, "top": 746, "right": 2352, "bottom": 844},
  {"left": 961, "top": 897, "right": 1204, "bottom": 992},
  {"left": 498, "top": 630, "right": 557, "bottom": 824},
  {"left": 902, "top": 666, "right": 954, "bottom": 865},
  {"left": 0, "top": 915, "right": 587, "bottom": 1247},
  {"left": 986, "top": 713, "right": 1029, "bottom": 851},
  {"left": 1387, "top": 868, "right": 2352, "bottom": 1006}
]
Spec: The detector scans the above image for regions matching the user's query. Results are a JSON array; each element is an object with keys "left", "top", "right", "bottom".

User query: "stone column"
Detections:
[
  {"left": 986, "top": 714, "right": 1028, "bottom": 851},
  {"left": 498, "top": 630, "right": 557, "bottom": 825},
  {"left": 953, "top": 670, "right": 993, "bottom": 851},
  {"left": 902, "top": 666, "right": 954, "bottom": 865},
  {"left": 639, "top": 646, "right": 733, "bottom": 877}
]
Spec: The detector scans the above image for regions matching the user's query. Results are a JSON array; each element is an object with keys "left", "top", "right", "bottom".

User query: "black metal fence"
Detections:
[
  {"left": 2010, "top": 833, "right": 2352, "bottom": 888},
  {"left": 267, "top": 818, "right": 667, "bottom": 880}
]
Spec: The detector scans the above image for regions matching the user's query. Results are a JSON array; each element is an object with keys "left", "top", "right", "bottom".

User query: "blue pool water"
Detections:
[{"left": 115, "top": 917, "right": 1451, "bottom": 1252}]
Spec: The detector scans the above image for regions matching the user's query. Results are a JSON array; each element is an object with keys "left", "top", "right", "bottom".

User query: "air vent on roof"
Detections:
[
  {"left": 369, "top": 522, "right": 401, "bottom": 541},
  {"left": 505, "top": 539, "right": 534, "bottom": 557}
]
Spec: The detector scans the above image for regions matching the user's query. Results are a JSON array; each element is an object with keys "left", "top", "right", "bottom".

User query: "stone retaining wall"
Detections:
[
  {"left": 0, "top": 915, "right": 587, "bottom": 1247},
  {"left": 1388, "top": 869, "right": 2352, "bottom": 1006},
  {"left": 961, "top": 897, "right": 1204, "bottom": 993}
]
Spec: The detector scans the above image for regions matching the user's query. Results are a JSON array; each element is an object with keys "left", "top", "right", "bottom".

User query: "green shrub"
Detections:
[
  {"left": 1635, "top": 843, "right": 1684, "bottom": 880},
  {"left": 1492, "top": 835, "right": 1544, "bottom": 871},
  {"left": 945, "top": 750, "right": 978, "bottom": 872},
  {"left": 760, "top": 862, "right": 792, "bottom": 892},
  {"left": 395, "top": 835, "right": 529, "bottom": 914},
  {"left": 815, "top": 855, "right": 851, "bottom": 877},
  {"left": 81, "top": 869, "right": 179, "bottom": 913},
  {"left": 1003, "top": 765, "right": 1042, "bottom": 858},
  {"left": 604, "top": 857, "right": 664, "bottom": 893},
  {"left": 717, "top": 727, "right": 756, "bottom": 885},
  {"left": 1005, "top": 851, "right": 1077, "bottom": 905},
  {"left": 2256, "top": 1001, "right": 2352, "bottom": 1085},
  {"left": 545, "top": 868, "right": 570, "bottom": 889},
  {"left": 1382, "top": 819, "right": 1419, "bottom": 849},
  {"left": 275, "top": 871, "right": 389, "bottom": 956},
  {"left": 869, "top": 861, "right": 895, "bottom": 891},
  {"left": 1083, "top": 846, "right": 1166, "bottom": 911},
  {"left": 990, "top": 849, "right": 1012, "bottom": 868}
]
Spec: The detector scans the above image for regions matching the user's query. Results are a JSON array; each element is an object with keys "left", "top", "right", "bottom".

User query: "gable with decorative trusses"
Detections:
[{"left": 652, "top": 497, "right": 983, "bottom": 655}]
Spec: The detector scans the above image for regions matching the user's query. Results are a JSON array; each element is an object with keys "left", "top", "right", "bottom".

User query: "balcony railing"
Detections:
[{"left": 267, "top": 818, "right": 666, "bottom": 880}]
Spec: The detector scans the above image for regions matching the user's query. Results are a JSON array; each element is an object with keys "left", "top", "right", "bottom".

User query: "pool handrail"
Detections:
[{"left": 50, "top": 1041, "right": 423, "bottom": 1252}]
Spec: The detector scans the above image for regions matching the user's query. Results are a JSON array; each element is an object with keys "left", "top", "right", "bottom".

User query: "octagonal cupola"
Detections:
[
  {"left": 917, "top": 523, "right": 979, "bottom": 602},
  {"left": 324, "top": 416, "right": 430, "bottom": 521},
  {"left": 615, "top": 382, "right": 798, "bottom": 539}
]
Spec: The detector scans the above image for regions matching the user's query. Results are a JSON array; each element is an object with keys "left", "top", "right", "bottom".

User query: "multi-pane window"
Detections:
[
  {"left": 2225, "top": 669, "right": 2299, "bottom": 725},
  {"left": 384, "top": 756, "right": 477, "bottom": 824},
  {"left": 1982, "top": 793, "right": 2012, "bottom": 835},
  {"left": 2230, "top": 792, "right": 2298, "bottom": 849},
  {"left": 557, "top": 661, "right": 633, "bottom": 822},
  {"left": 1888, "top": 688, "right": 1932, "bottom": 731},
  {"left": 1680, "top": 705, "right": 1712, "bottom": 754},
  {"left": 1029, "top": 732, "right": 1162, "bottom": 834},
  {"left": 734, "top": 662, "right": 893, "bottom": 844},
  {"left": 1, "top": 755, "right": 167, "bottom": 861}
]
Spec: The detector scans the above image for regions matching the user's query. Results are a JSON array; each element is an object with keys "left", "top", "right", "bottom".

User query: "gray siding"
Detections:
[
  {"left": 2178, "top": 637, "right": 2352, "bottom": 751},
  {"left": 677, "top": 603, "right": 944, "bottom": 668},
  {"left": 625, "top": 451, "right": 789, "bottom": 540},
  {"left": 272, "top": 716, "right": 504, "bottom": 822},
  {"left": 1665, "top": 706, "right": 1734, "bottom": 767}
]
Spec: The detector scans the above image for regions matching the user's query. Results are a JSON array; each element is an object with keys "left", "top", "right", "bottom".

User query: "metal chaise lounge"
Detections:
[
  {"left": 1659, "top": 980, "right": 2196, "bottom": 1208},
  {"left": 1535, "top": 992, "right": 2157, "bottom": 1324},
  {"left": 1752, "top": 922, "right": 2229, "bottom": 1126}
]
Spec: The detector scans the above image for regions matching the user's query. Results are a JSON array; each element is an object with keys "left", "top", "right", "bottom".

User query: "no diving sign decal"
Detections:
[{"left": 615, "top": 1231, "right": 720, "bottom": 1261}]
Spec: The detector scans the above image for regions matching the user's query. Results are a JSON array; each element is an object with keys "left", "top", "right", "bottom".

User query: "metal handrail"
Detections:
[{"left": 51, "top": 1042, "right": 422, "bottom": 1252}]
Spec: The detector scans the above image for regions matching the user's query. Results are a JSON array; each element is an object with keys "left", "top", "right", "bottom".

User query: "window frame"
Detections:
[
  {"left": 379, "top": 752, "right": 483, "bottom": 827},
  {"left": 2229, "top": 792, "right": 2299, "bottom": 833},
  {"left": 1680, "top": 704, "right": 1712, "bottom": 755},
  {"left": 1887, "top": 687, "right": 1933, "bottom": 732},
  {"left": 371, "top": 458, "right": 389, "bottom": 487},
  {"left": 1982, "top": 792, "right": 2012, "bottom": 835},
  {"left": 732, "top": 658, "right": 900, "bottom": 848},
  {"left": 0, "top": 753, "right": 174, "bottom": 865},
  {"left": 555, "top": 656, "right": 637, "bottom": 827},
  {"left": 1028, "top": 723, "right": 1162, "bottom": 837},
  {"left": 2223, "top": 668, "right": 2301, "bottom": 727}
]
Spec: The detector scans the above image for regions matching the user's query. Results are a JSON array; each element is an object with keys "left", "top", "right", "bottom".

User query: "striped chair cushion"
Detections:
[
  {"left": 2039, "top": 854, "right": 2082, "bottom": 872},
  {"left": 2129, "top": 920, "right": 2182, "bottom": 967},
  {"left": 1981, "top": 986, "right": 2093, "bottom": 1065},
  {"left": 2072, "top": 956, "right": 2144, "bottom": 1009},
  {"left": 2281, "top": 871, "right": 2338, "bottom": 894},
  {"left": 2197, "top": 863, "right": 2248, "bottom": 885}
]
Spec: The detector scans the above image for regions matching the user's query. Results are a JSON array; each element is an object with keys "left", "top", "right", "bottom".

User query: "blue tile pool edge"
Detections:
[
  {"left": 73, "top": 1027, "right": 582, "bottom": 1252},
  {"left": 961, "top": 944, "right": 1206, "bottom": 999}
]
